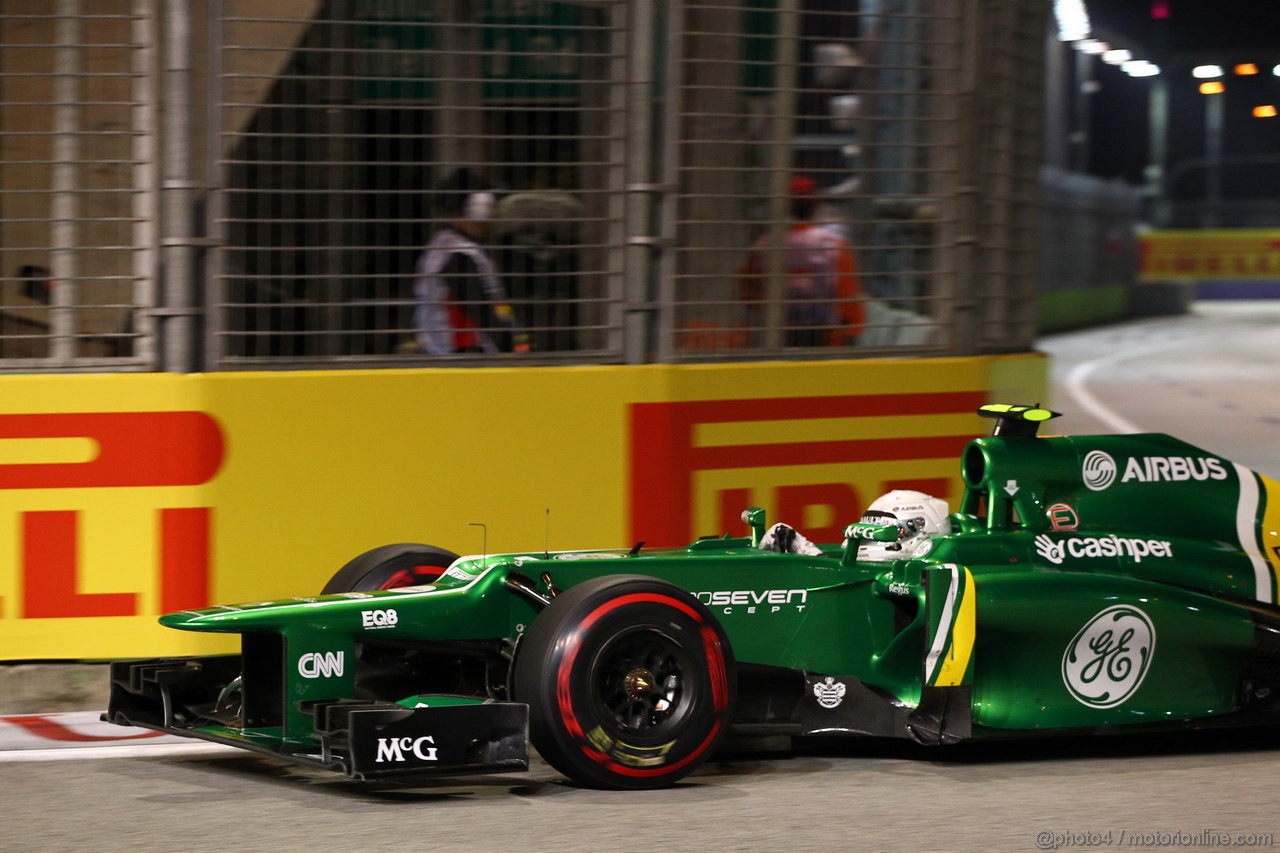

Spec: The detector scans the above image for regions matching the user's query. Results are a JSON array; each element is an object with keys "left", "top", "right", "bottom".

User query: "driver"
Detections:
[{"left": 854, "top": 489, "right": 951, "bottom": 561}]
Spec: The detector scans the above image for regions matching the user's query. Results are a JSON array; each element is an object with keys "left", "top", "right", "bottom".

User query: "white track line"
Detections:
[
  {"left": 1063, "top": 339, "right": 1193, "bottom": 434},
  {"left": 0, "top": 743, "right": 235, "bottom": 763}
]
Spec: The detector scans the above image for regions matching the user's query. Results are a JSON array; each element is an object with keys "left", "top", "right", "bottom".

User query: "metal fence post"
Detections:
[
  {"left": 653, "top": 0, "right": 683, "bottom": 363},
  {"left": 133, "top": 0, "right": 159, "bottom": 367},
  {"left": 160, "top": 0, "right": 198, "bottom": 372},
  {"left": 622, "top": 0, "right": 657, "bottom": 365},
  {"left": 761, "top": 0, "right": 799, "bottom": 351},
  {"left": 51, "top": 0, "right": 82, "bottom": 363},
  {"left": 949, "top": 0, "right": 983, "bottom": 356},
  {"left": 204, "top": 0, "right": 224, "bottom": 371}
]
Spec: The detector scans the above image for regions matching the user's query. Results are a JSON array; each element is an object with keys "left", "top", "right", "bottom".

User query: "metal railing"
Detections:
[{"left": 0, "top": 0, "right": 156, "bottom": 369}]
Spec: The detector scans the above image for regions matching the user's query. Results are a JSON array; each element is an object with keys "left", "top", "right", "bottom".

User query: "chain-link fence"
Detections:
[
  {"left": 658, "top": 1, "right": 1043, "bottom": 360},
  {"left": 0, "top": 0, "right": 1046, "bottom": 372},
  {"left": 0, "top": 0, "right": 156, "bottom": 369},
  {"left": 1040, "top": 166, "right": 1140, "bottom": 308},
  {"left": 209, "top": 0, "right": 626, "bottom": 366}
]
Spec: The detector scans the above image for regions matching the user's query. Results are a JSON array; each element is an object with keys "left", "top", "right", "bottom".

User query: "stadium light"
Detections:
[
  {"left": 1123, "top": 60, "right": 1160, "bottom": 77},
  {"left": 1075, "top": 39, "right": 1109, "bottom": 54},
  {"left": 1053, "top": 0, "right": 1091, "bottom": 41},
  {"left": 1199, "top": 81, "right": 1225, "bottom": 95},
  {"left": 1235, "top": 63, "right": 1260, "bottom": 76},
  {"left": 1192, "top": 65, "right": 1224, "bottom": 79},
  {"left": 1102, "top": 49, "right": 1133, "bottom": 65},
  {"left": 1254, "top": 105, "right": 1278, "bottom": 118}
]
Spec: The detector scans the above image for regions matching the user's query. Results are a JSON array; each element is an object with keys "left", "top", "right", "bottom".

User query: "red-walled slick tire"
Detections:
[
  {"left": 513, "top": 574, "right": 736, "bottom": 790},
  {"left": 320, "top": 543, "right": 459, "bottom": 594}
]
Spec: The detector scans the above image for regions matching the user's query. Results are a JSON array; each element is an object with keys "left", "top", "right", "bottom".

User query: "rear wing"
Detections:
[{"left": 977, "top": 404, "right": 1061, "bottom": 438}]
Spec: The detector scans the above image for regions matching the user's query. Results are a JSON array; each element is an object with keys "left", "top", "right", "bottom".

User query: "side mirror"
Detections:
[
  {"left": 741, "top": 506, "right": 767, "bottom": 548},
  {"left": 841, "top": 521, "right": 902, "bottom": 565}
]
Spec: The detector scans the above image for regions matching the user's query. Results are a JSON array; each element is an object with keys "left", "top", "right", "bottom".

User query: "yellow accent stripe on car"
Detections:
[
  {"left": 933, "top": 567, "right": 976, "bottom": 687},
  {"left": 1257, "top": 472, "right": 1280, "bottom": 604}
]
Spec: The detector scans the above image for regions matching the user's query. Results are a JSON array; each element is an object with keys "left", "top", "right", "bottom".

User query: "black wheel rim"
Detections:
[{"left": 589, "top": 626, "right": 697, "bottom": 740}]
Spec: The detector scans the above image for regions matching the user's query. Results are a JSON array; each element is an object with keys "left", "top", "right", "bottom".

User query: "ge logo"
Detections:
[
  {"left": 1081, "top": 450, "right": 1117, "bottom": 491},
  {"left": 1061, "top": 605, "right": 1156, "bottom": 709}
]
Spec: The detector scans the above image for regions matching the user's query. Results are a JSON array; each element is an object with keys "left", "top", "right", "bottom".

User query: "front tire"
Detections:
[
  {"left": 512, "top": 574, "right": 736, "bottom": 789},
  {"left": 321, "top": 543, "right": 459, "bottom": 594}
]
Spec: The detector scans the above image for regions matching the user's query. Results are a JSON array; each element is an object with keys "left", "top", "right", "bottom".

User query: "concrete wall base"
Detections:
[
  {"left": 0, "top": 663, "right": 108, "bottom": 714},
  {"left": 1130, "top": 281, "right": 1194, "bottom": 317}
]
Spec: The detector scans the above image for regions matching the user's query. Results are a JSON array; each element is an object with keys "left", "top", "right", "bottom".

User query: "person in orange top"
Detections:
[{"left": 739, "top": 175, "right": 865, "bottom": 347}]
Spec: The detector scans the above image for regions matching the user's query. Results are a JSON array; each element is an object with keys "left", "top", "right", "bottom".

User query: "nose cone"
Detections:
[
  {"left": 158, "top": 597, "right": 316, "bottom": 632},
  {"left": 158, "top": 608, "right": 223, "bottom": 631}
]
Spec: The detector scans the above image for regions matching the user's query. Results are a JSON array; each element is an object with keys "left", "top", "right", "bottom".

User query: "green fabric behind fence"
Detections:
[{"left": 1037, "top": 285, "right": 1129, "bottom": 332}]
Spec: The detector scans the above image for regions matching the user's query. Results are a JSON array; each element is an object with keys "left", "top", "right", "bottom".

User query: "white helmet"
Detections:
[{"left": 854, "top": 490, "right": 951, "bottom": 562}]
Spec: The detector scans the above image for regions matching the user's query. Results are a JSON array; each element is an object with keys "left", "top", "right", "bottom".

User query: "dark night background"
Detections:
[{"left": 1085, "top": 0, "right": 1280, "bottom": 205}]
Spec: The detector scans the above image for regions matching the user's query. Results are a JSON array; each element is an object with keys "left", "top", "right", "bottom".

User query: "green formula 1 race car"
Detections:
[{"left": 105, "top": 404, "right": 1280, "bottom": 789}]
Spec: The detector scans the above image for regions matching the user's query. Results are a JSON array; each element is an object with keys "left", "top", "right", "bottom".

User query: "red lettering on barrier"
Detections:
[
  {"left": 777, "top": 483, "right": 862, "bottom": 544},
  {"left": 717, "top": 488, "right": 752, "bottom": 538},
  {"left": 0, "top": 411, "right": 223, "bottom": 489},
  {"left": 22, "top": 511, "right": 137, "bottom": 618},
  {"left": 160, "top": 507, "right": 210, "bottom": 613},
  {"left": 713, "top": 478, "right": 953, "bottom": 547},
  {"left": 631, "top": 392, "right": 984, "bottom": 546},
  {"left": 20, "top": 507, "right": 213, "bottom": 619},
  {"left": 3, "top": 411, "right": 224, "bottom": 620},
  {"left": 883, "top": 477, "right": 951, "bottom": 499}
]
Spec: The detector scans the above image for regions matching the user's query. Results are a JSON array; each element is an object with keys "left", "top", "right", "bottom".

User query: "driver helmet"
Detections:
[{"left": 854, "top": 489, "right": 951, "bottom": 562}]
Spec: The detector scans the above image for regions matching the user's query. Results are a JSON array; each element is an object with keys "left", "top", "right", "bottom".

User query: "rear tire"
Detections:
[
  {"left": 321, "top": 543, "right": 459, "bottom": 594},
  {"left": 512, "top": 574, "right": 736, "bottom": 789}
]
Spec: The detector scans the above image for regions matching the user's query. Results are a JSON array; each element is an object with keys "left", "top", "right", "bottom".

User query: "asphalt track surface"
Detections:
[{"left": 5, "top": 301, "right": 1280, "bottom": 853}]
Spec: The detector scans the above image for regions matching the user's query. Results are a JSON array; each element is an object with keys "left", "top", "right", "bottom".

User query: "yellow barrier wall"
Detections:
[
  {"left": 1139, "top": 228, "right": 1280, "bottom": 280},
  {"left": 0, "top": 354, "right": 1045, "bottom": 660}
]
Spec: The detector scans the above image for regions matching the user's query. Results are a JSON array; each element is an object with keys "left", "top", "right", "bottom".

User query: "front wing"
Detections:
[{"left": 103, "top": 656, "right": 529, "bottom": 781}]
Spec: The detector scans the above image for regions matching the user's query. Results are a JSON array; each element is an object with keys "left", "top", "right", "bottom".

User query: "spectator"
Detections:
[
  {"left": 496, "top": 187, "right": 583, "bottom": 353},
  {"left": 412, "top": 171, "right": 526, "bottom": 355},
  {"left": 739, "top": 175, "right": 865, "bottom": 346}
]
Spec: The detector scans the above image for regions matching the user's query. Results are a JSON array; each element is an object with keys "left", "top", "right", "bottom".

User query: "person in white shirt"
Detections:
[{"left": 413, "top": 177, "right": 526, "bottom": 354}]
